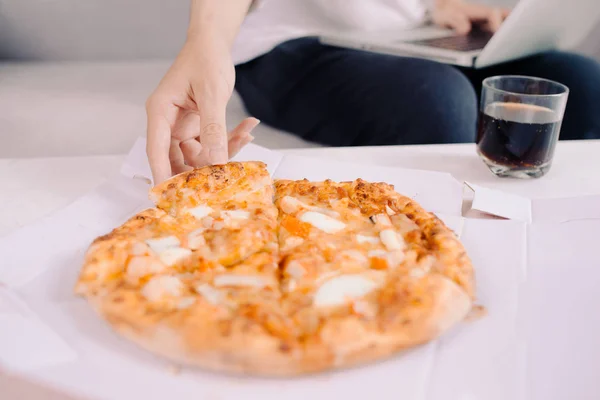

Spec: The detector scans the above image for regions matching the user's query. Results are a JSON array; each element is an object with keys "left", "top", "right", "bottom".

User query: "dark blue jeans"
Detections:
[{"left": 235, "top": 37, "right": 600, "bottom": 146}]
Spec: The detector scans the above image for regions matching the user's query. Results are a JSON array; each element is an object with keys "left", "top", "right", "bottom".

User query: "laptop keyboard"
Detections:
[{"left": 405, "top": 28, "right": 494, "bottom": 52}]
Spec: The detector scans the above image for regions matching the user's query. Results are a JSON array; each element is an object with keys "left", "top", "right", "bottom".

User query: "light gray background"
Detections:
[
  {"left": 1, "top": 0, "right": 599, "bottom": 61},
  {"left": 0, "top": 0, "right": 598, "bottom": 159}
]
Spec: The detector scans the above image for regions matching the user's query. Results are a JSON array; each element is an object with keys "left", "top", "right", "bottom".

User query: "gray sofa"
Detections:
[{"left": 1, "top": 1, "right": 598, "bottom": 158}]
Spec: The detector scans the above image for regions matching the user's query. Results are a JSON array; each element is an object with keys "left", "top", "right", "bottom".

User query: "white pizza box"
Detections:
[{"left": 1, "top": 139, "right": 599, "bottom": 400}]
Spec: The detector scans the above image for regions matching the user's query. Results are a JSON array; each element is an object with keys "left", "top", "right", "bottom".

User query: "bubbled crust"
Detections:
[
  {"left": 76, "top": 170, "right": 475, "bottom": 376},
  {"left": 149, "top": 161, "right": 271, "bottom": 215}
]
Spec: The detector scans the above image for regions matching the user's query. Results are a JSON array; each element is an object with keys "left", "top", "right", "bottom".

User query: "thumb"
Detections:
[{"left": 197, "top": 102, "right": 229, "bottom": 165}]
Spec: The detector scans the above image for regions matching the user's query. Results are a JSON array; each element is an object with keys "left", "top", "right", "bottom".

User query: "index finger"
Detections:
[
  {"left": 462, "top": 3, "right": 494, "bottom": 20},
  {"left": 487, "top": 8, "right": 503, "bottom": 32},
  {"left": 146, "top": 101, "right": 173, "bottom": 184},
  {"left": 463, "top": 4, "right": 504, "bottom": 32},
  {"left": 197, "top": 101, "right": 229, "bottom": 165}
]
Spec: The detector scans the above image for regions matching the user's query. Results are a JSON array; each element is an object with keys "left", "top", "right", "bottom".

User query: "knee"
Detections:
[
  {"left": 402, "top": 63, "right": 478, "bottom": 144},
  {"left": 542, "top": 52, "right": 600, "bottom": 139},
  {"left": 541, "top": 52, "right": 600, "bottom": 100}
]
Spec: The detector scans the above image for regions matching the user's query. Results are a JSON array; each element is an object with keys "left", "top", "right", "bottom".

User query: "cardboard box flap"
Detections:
[{"left": 466, "top": 182, "right": 532, "bottom": 222}]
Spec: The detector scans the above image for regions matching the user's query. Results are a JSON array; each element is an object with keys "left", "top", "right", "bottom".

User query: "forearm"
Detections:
[{"left": 187, "top": 0, "right": 254, "bottom": 47}]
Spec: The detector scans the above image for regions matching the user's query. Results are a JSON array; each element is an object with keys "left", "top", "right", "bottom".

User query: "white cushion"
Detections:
[{"left": 0, "top": 61, "right": 319, "bottom": 158}]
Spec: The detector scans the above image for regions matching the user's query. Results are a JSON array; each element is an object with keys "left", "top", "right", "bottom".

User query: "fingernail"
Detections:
[
  {"left": 248, "top": 118, "right": 261, "bottom": 131},
  {"left": 209, "top": 148, "right": 228, "bottom": 165}
]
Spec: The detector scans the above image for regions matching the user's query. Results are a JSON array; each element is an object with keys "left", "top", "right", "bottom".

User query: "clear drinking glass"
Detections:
[{"left": 476, "top": 75, "right": 569, "bottom": 178}]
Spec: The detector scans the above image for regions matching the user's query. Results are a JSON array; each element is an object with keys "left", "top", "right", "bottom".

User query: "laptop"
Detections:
[{"left": 319, "top": 0, "right": 600, "bottom": 68}]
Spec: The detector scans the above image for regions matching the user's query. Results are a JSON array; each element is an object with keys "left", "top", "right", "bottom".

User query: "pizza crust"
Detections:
[
  {"left": 76, "top": 164, "right": 476, "bottom": 376},
  {"left": 87, "top": 271, "right": 469, "bottom": 376}
]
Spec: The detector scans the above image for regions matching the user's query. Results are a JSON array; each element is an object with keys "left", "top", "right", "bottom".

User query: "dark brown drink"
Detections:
[{"left": 476, "top": 102, "right": 562, "bottom": 169}]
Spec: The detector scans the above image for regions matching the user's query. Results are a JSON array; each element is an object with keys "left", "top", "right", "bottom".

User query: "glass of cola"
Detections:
[{"left": 476, "top": 75, "right": 569, "bottom": 178}]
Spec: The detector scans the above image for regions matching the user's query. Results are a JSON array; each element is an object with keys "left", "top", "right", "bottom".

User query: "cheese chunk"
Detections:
[
  {"left": 195, "top": 283, "right": 223, "bottom": 305},
  {"left": 368, "top": 249, "right": 388, "bottom": 258},
  {"left": 286, "top": 260, "right": 306, "bottom": 279},
  {"left": 221, "top": 210, "right": 251, "bottom": 220},
  {"left": 380, "top": 229, "right": 406, "bottom": 251},
  {"left": 142, "top": 276, "right": 183, "bottom": 302},
  {"left": 336, "top": 250, "right": 368, "bottom": 265},
  {"left": 299, "top": 211, "right": 346, "bottom": 234},
  {"left": 368, "top": 249, "right": 405, "bottom": 269},
  {"left": 356, "top": 234, "right": 380, "bottom": 245},
  {"left": 187, "top": 228, "right": 206, "bottom": 250},
  {"left": 145, "top": 236, "right": 180, "bottom": 255},
  {"left": 131, "top": 242, "right": 149, "bottom": 256},
  {"left": 187, "top": 205, "right": 214, "bottom": 219},
  {"left": 177, "top": 297, "right": 196, "bottom": 309},
  {"left": 280, "top": 196, "right": 313, "bottom": 214},
  {"left": 314, "top": 275, "right": 378, "bottom": 307},
  {"left": 126, "top": 256, "right": 166, "bottom": 282},
  {"left": 280, "top": 196, "right": 340, "bottom": 218},
  {"left": 158, "top": 247, "right": 192, "bottom": 266},
  {"left": 283, "top": 235, "right": 304, "bottom": 251}
]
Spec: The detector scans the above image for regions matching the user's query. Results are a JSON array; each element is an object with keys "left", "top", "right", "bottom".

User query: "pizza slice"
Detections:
[{"left": 148, "top": 161, "right": 277, "bottom": 268}]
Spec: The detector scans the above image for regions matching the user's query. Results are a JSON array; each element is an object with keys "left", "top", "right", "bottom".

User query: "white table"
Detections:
[
  {"left": 2, "top": 139, "right": 600, "bottom": 237},
  {"left": 2, "top": 139, "right": 600, "bottom": 399}
]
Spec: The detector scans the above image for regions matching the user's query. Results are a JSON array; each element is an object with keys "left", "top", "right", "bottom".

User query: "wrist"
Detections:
[{"left": 186, "top": 0, "right": 252, "bottom": 49}]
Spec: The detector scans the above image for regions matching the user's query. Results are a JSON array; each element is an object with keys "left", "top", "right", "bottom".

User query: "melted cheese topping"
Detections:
[{"left": 299, "top": 211, "right": 346, "bottom": 234}]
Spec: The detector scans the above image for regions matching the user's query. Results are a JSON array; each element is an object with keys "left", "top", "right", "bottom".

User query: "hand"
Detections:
[
  {"left": 145, "top": 37, "right": 260, "bottom": 184},
  {"left": 431, "top": 0, "right": 510, "bottom": 35}
]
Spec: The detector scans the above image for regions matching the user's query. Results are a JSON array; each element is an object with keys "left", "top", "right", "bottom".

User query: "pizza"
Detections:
[{"left": 75, "top": 161, "right": 474, "bottom": 376}]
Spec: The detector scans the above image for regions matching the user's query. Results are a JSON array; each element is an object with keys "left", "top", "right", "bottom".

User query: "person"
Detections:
[{"left": 146, "top": 0, "right": 600, "bottom": 183}]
